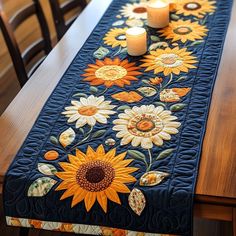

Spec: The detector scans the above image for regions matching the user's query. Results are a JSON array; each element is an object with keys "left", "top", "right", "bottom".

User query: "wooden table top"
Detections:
[{"left": 0, "top": 0, "right": 235, "bottom": 206}]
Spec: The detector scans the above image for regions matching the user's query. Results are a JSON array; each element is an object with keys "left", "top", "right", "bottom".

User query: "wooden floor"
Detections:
[{"left": 0, "top": 0, "right": 233, "bottom": 236}]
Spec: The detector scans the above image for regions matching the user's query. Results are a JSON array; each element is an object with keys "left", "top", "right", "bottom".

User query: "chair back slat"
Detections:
[
  {"left": 0, "top": 0, "right": 52, "bottom": 87},
  {"left": 49, "top": 0, "right": 87, "bottom": 40},
  {"left": 0, "top": 9, "right": 28, "bottom": 87},
  {"left": 22, "top": 38, "right": 45, "bottom": 66},
  {"left": 61, "top": 0, "right": 81, "bottom": 15},
  {"left": 9, "top": 3, "right": 35, "bottom": 31}
]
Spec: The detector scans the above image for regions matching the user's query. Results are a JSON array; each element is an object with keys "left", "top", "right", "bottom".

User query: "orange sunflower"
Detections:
[
  {"left": 55, "top": 145, "right": 138, "bottom": 213},
  {"left": 82, "top": 57, "right": 142, "bottom": 88},
  {"left": 141, "top": 47, "right": 197, "bottom": 76},
  {"left": 175, "top": 0, "right": 216, "bottom": 18}
]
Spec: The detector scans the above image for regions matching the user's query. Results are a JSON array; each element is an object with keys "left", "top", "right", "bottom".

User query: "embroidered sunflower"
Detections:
[
  {"left": 103, "top": 28, "right": 128, "bottom": 48},
  {"left": 159, "top": 19, "right": 208, "bottom": 43},
  {"left": 120, "top": 2, "right": 147, "bottom": 19},
  {"left": 113, "top": 105, "right": 181, "bottom": 149},
  {"left": 82, "top": 57, "right": 142, "bottom": 87},
  {"left": 175, "top": 0, "right": 216, "bottom": 18},
  {"left": 141, "top": 47, "right": 197, "bottom": 76},
  {"left": 55, "top": 145, "right": 138, "bottom": 212},
  {"left": 62, "top": 95, "right": 116, "bottom": 128}
]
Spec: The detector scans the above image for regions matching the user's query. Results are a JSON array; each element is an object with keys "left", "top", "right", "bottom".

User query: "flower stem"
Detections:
[
  {"left": 97, "top": 87, "right": 108, "bottom": 96},
  {"left": 69, "top": 125, "right": 93, "bottom": 152},
  {"left": 146, "top": 149, "right": 153, "bottom": 172}
]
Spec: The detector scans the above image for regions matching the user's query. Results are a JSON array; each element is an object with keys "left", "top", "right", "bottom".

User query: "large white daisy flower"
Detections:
[
  {"left": 113, "top": 105, "right": 181, "bottom": 149},
  {"left": 120, "top": 2, "right": 148, "bottom": 20},
  {"left": 62, "top": 95, "right": 116, "bottom": 128}
]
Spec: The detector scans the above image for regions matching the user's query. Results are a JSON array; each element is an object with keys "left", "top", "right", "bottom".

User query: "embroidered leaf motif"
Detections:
[
  {"left": 59, "top": 128, "right": 76, "bottom": 147},
  {"left": 38, "top": 163, "right": 57, "bottom": 176},
  {"left": 105, "top": 138, "right": 116, "bottom": 146},
  {"left": 137, "top": 87, "right": 157, "bottom": 97},
  {"left": 128, "top": 188, "right": 146, "bottom": 216},
  {"left": 176, "top": 76, "right": 188, "bottom": 82},
  {"left": 89, "top": 86, "right": 98, "bottom": 94},
  {"left": 91, "top": 129, "right": 106, "bottom": 139},
  {"left": 170, "top": 103, "right": 187, "bottom": 112},
  {"left": 150, "top": 35, "right": 160, "bottom": 42},
  {"left": 154, "top": 102, "right": 166, "bottom": 108},
  {"left": 127, "top": 150, "right": 146, "bottom": 162},
  {"left": 27, "top": 177, "right": 57, "bottom": 197},
  {"left": 112, "top": 91, "right": 143, "bottom": 103},
  {"left": 190, "top": 40, "right": 205, "bottom": 47},
  {"left": 72, "top": 93, "right": 88, "bottom": 98},
  {"left": 120, "top": 47, "right": 128, "bottom": 54},
  {"left": 140, "top": 171, "right": 170, "bottom": 187},
  {"left": 44, "top": 150, "right": 59, "bottom": 161},
  {"left": 93, "top": 47, "right": 109, "bottom": 59},
  {"left": 170, "top": 14, "right": 180, "bottom": 20},
  {"left": 112, "top": 20, "right": 124, "bottom": 26},
  {"left": 79, "top": 128, "right": 85, "bottom": 135},
  {"left": 149, "top": 42, "right": 168, "bottom": 51},
  {"left": 156, "top": 149, "right": 175, "bottom": 160},
  {"left": 49, "top": 136, "right": 58, "bottom": 145},
  {"left": 117, "top": 105, "right": 131, "bottom": 111}
]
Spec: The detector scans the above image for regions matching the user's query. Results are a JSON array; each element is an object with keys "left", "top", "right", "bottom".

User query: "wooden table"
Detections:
[{"left": 0, "top": 0, "right": 235, "bottom": 235}]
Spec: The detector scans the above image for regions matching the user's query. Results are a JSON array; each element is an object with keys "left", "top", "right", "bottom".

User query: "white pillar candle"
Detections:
[
  {"left": 147, "top": 0, "right": 169, "bottom": 28},
  {"left": 126, "top": 27, "right": 147, "bottom": 56}
]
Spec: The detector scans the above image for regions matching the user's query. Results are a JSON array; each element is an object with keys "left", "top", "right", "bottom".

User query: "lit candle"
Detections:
[
  {"left": 126, "top": 27, "right": 147, "bottom": 56},
  {"left": 147, "top": 0, "right": 169, "bottom": 28}
]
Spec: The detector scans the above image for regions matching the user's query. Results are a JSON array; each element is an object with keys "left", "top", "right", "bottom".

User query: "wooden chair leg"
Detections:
[
  {"left": 19, "top": 227, "right": 29, "bottom": 236},
  {"left": 233, "top": 208, "right": 236, "bottom": 236}
]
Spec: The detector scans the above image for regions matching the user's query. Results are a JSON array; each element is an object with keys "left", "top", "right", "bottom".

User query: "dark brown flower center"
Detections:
[
  {"left": 133, "top": 7, "right": 147, "bottom": 13},
  {"left": 184, "top": 2, "right": 201, "bottom": 11},
  {"left": 76, "top": 160, "right": 115, "bottom": 192},
  {"left": 85, "top": 166, "right": 105, "bottom": 183}
]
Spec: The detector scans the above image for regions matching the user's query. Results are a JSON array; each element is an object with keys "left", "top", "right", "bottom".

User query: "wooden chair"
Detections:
[
  {"left": 49, "top": 0, "right": 87, "bottom": 41},
  {"left": 0, "top": 1, "right": 52, "bottom": 87}
]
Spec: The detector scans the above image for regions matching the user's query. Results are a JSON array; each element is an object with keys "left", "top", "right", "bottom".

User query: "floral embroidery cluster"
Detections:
[{"left": 26, "top": 0, "right": 216, "bottom": 224}]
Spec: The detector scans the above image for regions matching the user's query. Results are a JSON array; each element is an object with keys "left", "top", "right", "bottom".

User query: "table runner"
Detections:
[{"left": 3, "top": 0, "right": 233, "bottom": 235}]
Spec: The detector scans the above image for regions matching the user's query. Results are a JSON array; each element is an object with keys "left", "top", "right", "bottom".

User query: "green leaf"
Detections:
[
  {"left": 170, "top": 103, "right": 187, "bottom": 112},
  {"left": 50, "top": 136, "right": 58, "bottom": 145},
  {"left": 154, "top": 102, "right": 166, "bottom": 108},
  {"left": 190, "top": 40, "right": 205, "bottom": 47},
  {"left": 156, "top": 149, "right": 175, "bottom": 160},
  {"left": 79, "top": 128, "right": 85, "bottom": 135},
  {"left": 176, "top": 76, "right": 188, "bottom": 82},
  {"left": 137, "top": 87, "right": 157, "bottom": 97},
  {"left": 142, "top": 79, "right": 150, "bottom": 84},
  {"left": 127, "top": 150, "right": 146, "bottom": 161},
  {"left": 119, "top": 47, "right": 128, "bottom": 54},
  {"left": 170, "top": 14, "right": 180, "bottom": 21},
  {"left": 72, "top": 93, "right": 88, "bottom": 98},
  {"left": 149, "top": 42, "right": 168, "bottom": 51},
  {"left": 150, "top": 35, "right": 160, "bottom": 42},
  {"left": 200, "top": 16, "right": 208, "bottom": 25},
  {"left": 38, "top": 163, "right": 57, "bottom": 176},
  {"left": 27, "top": 177, "right": 57, "bottom": 197},
  {"left": 93, "top": 46, "right": 109, "bottom": 59},
  {"left": 117, "top": 105, "right": 131, "bottom": 111},
  {"left": 91, "top": 129, "right": 106, "bottom": 139},
  {"left": 90, "top": 86, "right": 98, "bottom": 94}
]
